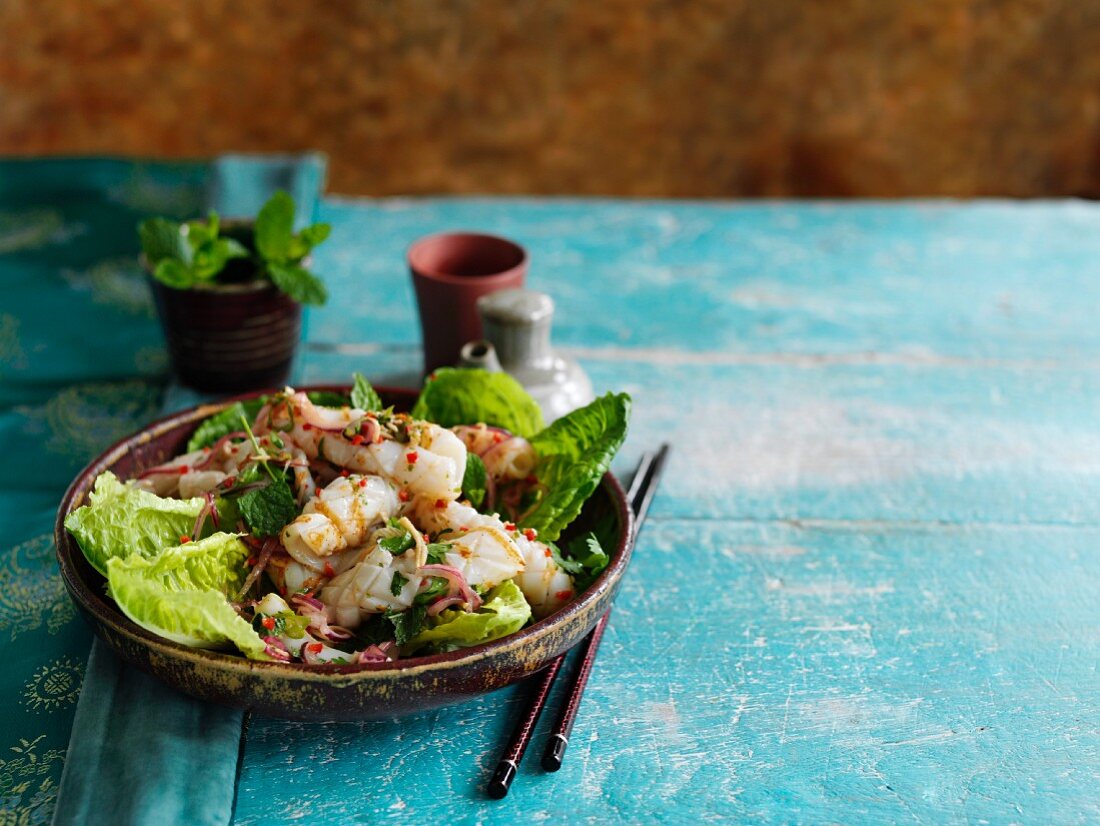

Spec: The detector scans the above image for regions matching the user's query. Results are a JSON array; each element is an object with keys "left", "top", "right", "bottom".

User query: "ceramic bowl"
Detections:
[{"left": 54, "top": 386, "right": 633, "bottom": 721}]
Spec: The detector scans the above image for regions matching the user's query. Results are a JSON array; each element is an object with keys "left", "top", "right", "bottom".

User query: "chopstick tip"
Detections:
[
  {"left": 487, "top": 759, "right": 517, "bottom": 799},
  {"left": 542, "top": 733, "right": 568, "bottom": 772}
]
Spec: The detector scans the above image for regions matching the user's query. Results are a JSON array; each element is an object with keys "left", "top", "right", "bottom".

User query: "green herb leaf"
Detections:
[
  {"left": 254, "top": 610, "right": 310, "bottom": 638},
  {"left": 462, "top": 453, "right": 487, "bottom": 509},
  {"left": 139, "top": 218, "right": 188, "bottom": 265},
  {"left": 268, "top": 261, "right": 328, "bottom": 306},
  {"left": 187, "top": 399, "right": 266, "bottom": 452},
  {"left": 379, "top": 530, "right": 414, "bottom": 555},
  {"left": 152, "top": 258, "right": 194, "bottom": 289},
  {"left": 235, "top": 465, "right": 299, "bottom": 538},
  {"left": 411, "top": 368, "right": 545, "bottom": 437},
  {"left": 385, "top": 605, "right": 427, "bottom": 646},
  {"left": 425, "top": 543, "right": 449, "bottom": 565},
  {"left": 413, "top": 576, "right": 450, "bottom": 606},
  {"left": 306, "top": 390, "right": 350, "bottom": 408},
  {"left": 254, "top": 190, "right": 295, "bottom": 262},
  {"left": 553, "top": 532, "right": 610, "bottom": 592},
  {"left": 402, "top": 581, "right": 531, "bottom": 655},
  {"left": 390, "top": 571, "right": 409, "bottom": 597},
  {"left": 350, "top": 372, "right": 383, "bottom": 412}
]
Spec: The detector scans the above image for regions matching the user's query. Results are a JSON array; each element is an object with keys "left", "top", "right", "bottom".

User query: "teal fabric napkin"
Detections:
[{"left": 49, "top": 154, "right": 326, "bottom": 826}]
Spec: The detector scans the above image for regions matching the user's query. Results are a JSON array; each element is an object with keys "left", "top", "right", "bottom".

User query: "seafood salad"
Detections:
[{"left": 65, "top": 369, "right": 630, "bottom": 664}]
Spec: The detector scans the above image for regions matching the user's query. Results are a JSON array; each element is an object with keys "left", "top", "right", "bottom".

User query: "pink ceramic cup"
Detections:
[{"left": 408, "top": 232, "right": 527, "bottom": 374}]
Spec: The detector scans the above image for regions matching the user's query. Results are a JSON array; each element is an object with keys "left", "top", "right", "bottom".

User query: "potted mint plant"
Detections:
[{"left": 139, "top": 191, "right": 330, "bottom": 392}]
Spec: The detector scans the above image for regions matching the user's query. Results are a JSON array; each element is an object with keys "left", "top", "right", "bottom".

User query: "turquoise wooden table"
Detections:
[{"left": 1, "top": 161, "right": 1098, "bottom": 824}]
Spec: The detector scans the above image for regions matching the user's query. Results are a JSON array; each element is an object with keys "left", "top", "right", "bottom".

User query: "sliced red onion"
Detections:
[
  {"left": 236, "top": 537, "right": 278, "bottom": 599},
  {"left": 263, "top": 636, "right": 291, "bottom": 661},
  {"left": 426, "top": 596, "right": 465, "bottom": 616},
  {"left": 193, "top": 431, "right": 246, "bottom": 470},
  {"left": 291, "top": 594, "right": 325, "bottom": 613},
  {"left": 137, "top": 463, "right": 188, "bottom": 479},
  {"left": 418, "top": 563, "right": 482, "bottom": 611},
  {"left": 357, "top": 641, "right": 397, "bottom": 663}
]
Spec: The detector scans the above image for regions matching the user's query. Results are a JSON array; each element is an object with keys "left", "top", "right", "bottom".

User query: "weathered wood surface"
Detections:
[{"left": 230, "top": 200, "right": 1100, "bottom": 824}]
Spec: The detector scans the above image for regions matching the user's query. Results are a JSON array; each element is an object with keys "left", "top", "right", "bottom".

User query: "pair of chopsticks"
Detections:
[{"left": 488, "top": 444, "right": 670, "bottom": 798}]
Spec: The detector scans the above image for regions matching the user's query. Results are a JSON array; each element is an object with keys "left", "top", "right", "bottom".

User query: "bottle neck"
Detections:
[{"left": 484, "top": 315, "right": 553, "bottom": 370}]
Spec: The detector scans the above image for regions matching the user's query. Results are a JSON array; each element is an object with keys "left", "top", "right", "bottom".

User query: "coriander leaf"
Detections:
[
  {"left": 187, "top": 399, "right": 266, "bottom": 452},
  {"left": 548, "top": 542, "right": 585, "bottom": 576},
  {"left": 153, "top": 258, "right": 194, "bottom": 289},
  {"left": 462, "top": 453, "right": 487, "bottom": 509},
  {"left": 411, "top": 368, "right": 544, "bottom": 437},
  {"left": 519, "top": 393, "right": 630, "bottom": 542},
  {"left": 139, "top": 218, "right": 187, "bottom": 265},
  {"left": 425, "top": 543, "right": 449, "bottom": 565},
  {"left": 379, "top": 531, "right": 414, "bottom": 555},
  {"left": 386, "top": 605, "right": 427, "bottom": 646},
  {"left": 562, "top": 532, "right": 610, "bottom": 592},
  {"left": 268, "top": 261, "right": 328, "bottom": 306},
  {"left": 351, "top": 372, "right": 383, "bottom": 412},
  {"left": 255, "top": 190, "right": 295, "bottom": 262},
  {"left": 390, "top": 571, "right": 409, "bottom": 597},
  {"left": 236, "top": 466, "right": 298, "bottom": 537}
]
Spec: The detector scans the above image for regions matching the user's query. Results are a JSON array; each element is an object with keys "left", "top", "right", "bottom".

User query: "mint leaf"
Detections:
[
  {"left": 351, "top": 373, "right": 383, "bottom": 412},
  {"left": 385, "top": 605, "right": 427, "bottom": 646},
  {"left": 287, "top": 223, "right": 332, "bottom": 260},
  {"left": 307, "top": 391, "right": 350, "bottom": 408},
  {"left": 153, "top": 258, "right": 194, "bottom": 289},
  {"left": 462, "top": 453, "right": 487, "bottom": 509},
  {"left": 255, "top": 191, "right": 295, "bottom": 262},
  {"left": 268, "top": 262, "right": 327, "bottom": 306},
  {"left": 187, "top": 400, "right": 266, "bottom": 452},
  {"left": 236, "top": 465, "right": 298, "bottom": 538},
  {"left": 139, "top": 218, "right": 187, "bottom": 265},
  {"left": 390, "top": 571, "right": 408, "bottom": 597}
]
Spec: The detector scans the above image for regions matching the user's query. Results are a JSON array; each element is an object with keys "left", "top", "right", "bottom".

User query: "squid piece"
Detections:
[
  {"left": 280, "top": 474, "right": 399, "bottom": 572},
  {"left": 513, "top": 536, "right": 575, "bottom": 619},
  {"left": 320, "top": 545, "right": 421, "bottom": 628},
  {"left": 261, "top": 391, "right": 467, "bottom": 502},
  {"left": 404, "top": 497, "right": 525, "bottom": 589},
  {"left": 452, "top": 424, "right": 537, "bottom": 482}
]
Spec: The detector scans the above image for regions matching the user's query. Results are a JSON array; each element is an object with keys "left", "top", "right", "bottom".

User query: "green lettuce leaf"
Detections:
[
  {"left": 410, "top": 368, "right": 544, "bottom": 437},
  {"left": 186, "top": 399, "right": 265, "bottom": 452},
  {"left": 519, "top": 393, "right": 631, "bottom": 542},
  {"left": 402, "top": 580, "right": 531, "bottom": 654},
  {"left": 106, "top": 532, "right": 268, "bottom": 658},
  {"left": 64, "top": 472, "right": 205, "bottom": 575}
]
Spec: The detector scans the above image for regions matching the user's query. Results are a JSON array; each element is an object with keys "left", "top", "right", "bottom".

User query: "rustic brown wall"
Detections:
[{"left": 2, "top": 0, "right": 1099, "bottom": 197}]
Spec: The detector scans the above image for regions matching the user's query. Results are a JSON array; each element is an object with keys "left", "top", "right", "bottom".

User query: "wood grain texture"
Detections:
[
  {"left": 4, "top": 1, "right": 1100, "bottom": 197},
  {"left": 229, "top": 199, "right": 1100, "bottom": 823}
]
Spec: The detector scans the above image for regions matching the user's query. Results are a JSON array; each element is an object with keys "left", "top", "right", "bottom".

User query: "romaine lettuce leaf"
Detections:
[
  {"left": 64, "top": 472, "right": 205, "bottom": 575},
  {"left": 402, "top": 580, "right": 531, "bottom": 654},
  {"left": 411, "top": 368, "right": 545, "bottom": 437},
  {"left": 106, "top": 532, "right": 269, "bottom": 658},
  {"left": 520, "top": 393, "right": 630, "bottom": 542}
]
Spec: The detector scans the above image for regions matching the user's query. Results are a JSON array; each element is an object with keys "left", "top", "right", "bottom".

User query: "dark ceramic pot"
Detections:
[
  {"left": 147, "top": 221, "right": 302, "bottom": 393},
  {"left": 54, "top": 386, "right": 633, "bottom": 721}
]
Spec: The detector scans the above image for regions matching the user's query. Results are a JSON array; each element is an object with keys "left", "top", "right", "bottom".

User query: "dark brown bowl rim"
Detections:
[{"left": 54, "top": 384, "right": 634, "bottom": 684}]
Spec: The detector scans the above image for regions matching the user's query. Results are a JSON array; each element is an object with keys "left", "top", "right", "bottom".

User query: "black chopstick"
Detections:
[
  {"left": 486, "top": 445, "right": 671, "bottom": 797},
  {"left": 487, "top": 653, "right": 566, "bottom": 799},
  {"left": 541, "top": 443, "right": 669, "bottom": 772}
]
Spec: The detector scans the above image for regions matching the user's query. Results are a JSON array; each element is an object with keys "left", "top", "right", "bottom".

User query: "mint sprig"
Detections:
[{"left": 137, "top": 191, "right": 330, "bottom": 306}]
